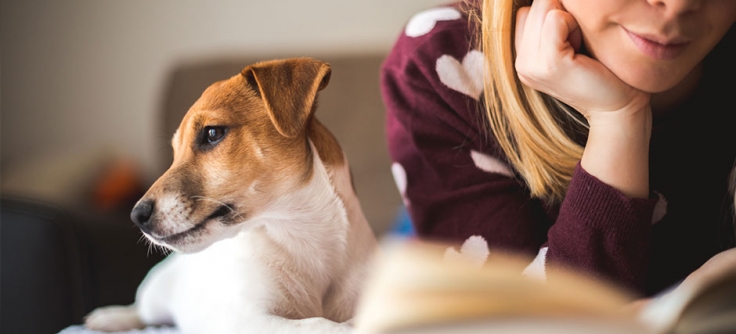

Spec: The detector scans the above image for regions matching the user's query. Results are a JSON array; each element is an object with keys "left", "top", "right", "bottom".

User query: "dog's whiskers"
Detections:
[
  {"left": 158, "top": 244, "right": 172, "bottom": 256},
  {"left": 135, "top": 232, "right": 171, "bottom": 257},
  {"left": 136, "top": 234, "right": 154, "bottom": 257},
  {"left": 136, "top": 234, "right": 151, "bottom": 256}
]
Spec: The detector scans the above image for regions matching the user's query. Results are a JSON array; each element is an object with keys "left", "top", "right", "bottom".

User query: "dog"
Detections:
[{"left": 84, "top": 58, "right": 378, "bottom": 333}]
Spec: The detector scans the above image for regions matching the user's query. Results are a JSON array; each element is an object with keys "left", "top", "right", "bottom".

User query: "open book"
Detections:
[{"left": 353, "top": 238, "right": 736, "bottom": 334}]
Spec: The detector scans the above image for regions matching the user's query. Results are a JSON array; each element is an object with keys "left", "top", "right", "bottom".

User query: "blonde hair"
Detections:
[{"left": 466, "top": 0, "right": 587, "bottom": 203}]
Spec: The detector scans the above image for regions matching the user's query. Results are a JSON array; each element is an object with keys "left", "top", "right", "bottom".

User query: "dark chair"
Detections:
[{"left": 1, "top": 196, "right": 166, "bottom": 334}]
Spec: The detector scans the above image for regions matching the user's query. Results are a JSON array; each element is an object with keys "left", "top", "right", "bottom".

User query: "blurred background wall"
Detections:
[
  {"left": 1, "top": 0, "right": 448, "bottom": 235},
  {"left": 1, "top": 0, "right": 447, "bottom": 176}
]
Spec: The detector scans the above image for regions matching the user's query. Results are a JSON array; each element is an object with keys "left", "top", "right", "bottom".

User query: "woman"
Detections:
[{"left": 382, "top": 0, "right": 736, "bottom": 295}]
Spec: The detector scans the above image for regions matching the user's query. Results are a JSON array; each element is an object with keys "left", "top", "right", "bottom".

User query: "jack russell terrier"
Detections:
[{"left": 84, "top": 58, "right": 378, "bottom": 333}]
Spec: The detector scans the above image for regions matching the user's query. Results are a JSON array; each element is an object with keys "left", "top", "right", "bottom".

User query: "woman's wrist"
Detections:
[{"left": 581, "top": 105, "right": 653, "bottom": 199}]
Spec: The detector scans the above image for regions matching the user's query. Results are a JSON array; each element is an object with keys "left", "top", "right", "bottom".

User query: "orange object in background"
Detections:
[{"left": 92, "top": 158, "right": 145, "bottom": 211}]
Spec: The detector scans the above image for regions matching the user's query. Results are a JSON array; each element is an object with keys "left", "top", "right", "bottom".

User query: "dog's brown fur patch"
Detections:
[{"left": 308, "top": 118, "right": 345, "bottom": 168}]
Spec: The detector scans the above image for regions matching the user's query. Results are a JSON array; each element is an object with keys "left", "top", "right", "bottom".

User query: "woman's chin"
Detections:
[
  {"left": 617, "top": 63, "right": 699, "bottom": 94},
  {"left": 615, "top": 63, "right": 704, "bottom": 112}
]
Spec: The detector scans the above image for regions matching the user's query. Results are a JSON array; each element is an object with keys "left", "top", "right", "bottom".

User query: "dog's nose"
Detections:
[{"left": 131, "top": 200, "right": 155, "bottom": 233}]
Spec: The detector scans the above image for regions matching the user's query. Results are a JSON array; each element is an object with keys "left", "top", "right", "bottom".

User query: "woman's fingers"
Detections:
[
  {"left": 514, "top": 6, "right": 530, "bottom": 56},
  {"left": 520, "top": 0, "right": 564, "bottom": 52},
  {"left": 513, "top": 0, "right": 645, "bottom": 115},
  {"left": 516, "top": 0, "right": 573, "bottom": 82},
  {"left": 541, "top": 9, "right": 579, "bottom": 54}
]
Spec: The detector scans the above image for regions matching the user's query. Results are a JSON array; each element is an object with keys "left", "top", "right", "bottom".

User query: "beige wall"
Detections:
[{"left": 1, "top": 0, "right": 447, "bottom": 180}]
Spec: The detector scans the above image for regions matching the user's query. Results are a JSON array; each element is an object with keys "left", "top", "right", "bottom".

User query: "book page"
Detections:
[
  {"left": 354, "top": 239, "right": 645, "bottom": 334},
  {"left": 639, "top": 248, "right": 736, "bottom": 334}
]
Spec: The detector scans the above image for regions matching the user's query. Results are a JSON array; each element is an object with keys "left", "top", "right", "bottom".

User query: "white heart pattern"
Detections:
[
  {"left": 470, "top": 150, "right": 515, "bottom": 178},
  {"left": 391, "top": 162, "right": 410, "bottom": 207},
  {"left": 652, "top": 191, "right": 668, "bottom": 224},
  {"left": 405, "top": 7, "right": 462, "bottom": 37},
  {"left": 436, "top": 50, "right": 484, "bottom": 100},
  {"left": 444, "top": 235, "right": 490, "bottom": 268},
  {"left": 522, "top": 247, "right": 548, "bottom": 281}
]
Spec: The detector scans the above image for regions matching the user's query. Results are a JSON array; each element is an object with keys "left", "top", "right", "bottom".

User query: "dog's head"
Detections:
[{"left": 131, "top": 58, "right": 332, "bottom": 252}]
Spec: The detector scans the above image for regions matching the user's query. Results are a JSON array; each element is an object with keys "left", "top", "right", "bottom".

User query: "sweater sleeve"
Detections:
[{"left": 382, "top": 6, "right": 659, "bottom": 292}]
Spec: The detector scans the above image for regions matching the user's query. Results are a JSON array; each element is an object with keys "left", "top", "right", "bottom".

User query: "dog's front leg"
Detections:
[
  {"left": 84, "top": 304, "right": 144, "bottom": 332},
  {"left": 84, "top": 254, "right": 178, "bottom": 331}
]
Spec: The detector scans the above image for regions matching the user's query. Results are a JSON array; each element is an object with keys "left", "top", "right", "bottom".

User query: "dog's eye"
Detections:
[{"left": 203, "top": 126, "right": 226, "bottom": 145}]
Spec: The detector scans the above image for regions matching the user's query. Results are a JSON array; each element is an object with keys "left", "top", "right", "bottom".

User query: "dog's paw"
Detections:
[{"left": 84, "top": 305, "right": 145, "bottom": 332}]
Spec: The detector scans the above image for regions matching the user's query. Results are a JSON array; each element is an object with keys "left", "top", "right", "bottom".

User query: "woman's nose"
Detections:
[{"left": 646, "top": 0, "right": 701, "bottom": 17}]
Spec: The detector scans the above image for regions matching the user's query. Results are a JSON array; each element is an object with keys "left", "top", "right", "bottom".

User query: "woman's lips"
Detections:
[{"left": 625, "top": 28, "right": 689, "bottom": 60}]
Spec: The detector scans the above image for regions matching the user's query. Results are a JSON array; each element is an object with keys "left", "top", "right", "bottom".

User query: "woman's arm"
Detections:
[{"left": 514, "top": 0, "right": 653, "bottom": 199}]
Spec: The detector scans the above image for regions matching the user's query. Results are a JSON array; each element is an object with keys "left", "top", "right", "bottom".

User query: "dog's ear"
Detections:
[{"left": 241, "top": 58, "right": 332, "bottom": 138}]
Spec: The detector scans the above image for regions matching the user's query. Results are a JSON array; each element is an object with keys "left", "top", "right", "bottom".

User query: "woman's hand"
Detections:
[
  {"left": 514, "top": 0, "right": 653, "bottom": 198},
  {"left": 514, "top": 0, "right": 650, "bottom": 119},
  {"left": 681, "top": 248, "right": 736, "bottom": 288}
]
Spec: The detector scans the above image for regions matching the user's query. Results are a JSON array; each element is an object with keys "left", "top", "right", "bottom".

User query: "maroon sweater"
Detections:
[{"left": 382, "top": 3, "right": 736, "bottom": 295}]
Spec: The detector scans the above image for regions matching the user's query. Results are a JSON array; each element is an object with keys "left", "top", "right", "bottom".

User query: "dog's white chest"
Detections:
[{"left": 140, "top": 232, "right": 274, "bottom": 332}]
